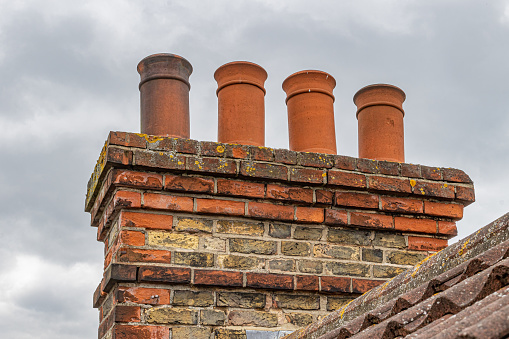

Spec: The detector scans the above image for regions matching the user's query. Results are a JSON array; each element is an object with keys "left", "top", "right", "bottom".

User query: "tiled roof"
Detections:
[{"left": 286, "top": 213, "right": 509, "bottom": 339}]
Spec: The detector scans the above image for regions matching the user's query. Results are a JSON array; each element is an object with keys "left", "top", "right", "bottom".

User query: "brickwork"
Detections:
[{"left": 86, "top": 132, "right": 474, "bottom": 338}]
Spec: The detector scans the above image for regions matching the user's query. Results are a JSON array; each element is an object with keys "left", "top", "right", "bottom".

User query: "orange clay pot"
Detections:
[
  {"left": 137, "top": 53, "right": 193, "bottom": 137},
  {"left": 214, "top": 61, "right": 267, "bottom": 146},
  {"left": 282, "top": 70, "right": 337, "bottom": 154},
  {"left": 354, "top": 84, "right": 406, "bottom": 162}
]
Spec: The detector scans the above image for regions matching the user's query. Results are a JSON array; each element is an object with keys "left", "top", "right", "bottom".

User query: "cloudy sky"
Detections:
[{"left": 0, "top": 1, "right": 508, "bottom": 338}]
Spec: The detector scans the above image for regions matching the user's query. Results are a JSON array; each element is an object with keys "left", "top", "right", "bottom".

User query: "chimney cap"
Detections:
[
  {"left": 353, "top": 83, "right": 406, "bottom": 104},
  {"left": 137, "top": 53, "right": 193, "bottom": 89}
]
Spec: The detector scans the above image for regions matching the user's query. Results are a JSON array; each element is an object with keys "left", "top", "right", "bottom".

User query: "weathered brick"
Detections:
[
  {"left": 217, "top": 292, "right": 266, "bottom": 308},
  {"left": 296, "top": 275, "right": 319, "bottom": 291},
  {"left": 174, "top": 138, "right": 199, "bottom": 154},
  {"left": 134, "top": 149, "right": 185, "bottom": 170},
  {"left": 328, "top": 228, "right": 371, "bottom": 246},
  {"left": 240, "top": 161, "right": 287, "bottom": 180},
  {"left": 268, "top": 259, "right": 296, "bottom": 272},
  {"left": 295, "top": 207, "right": 324, "bottom": 223},
  {"left": 201, "top": 237, "right": 227, "bottom": 252},
  {"left": 228, "top": 310, "right": 279, "bottom": 327},
  {"left": 297, "top": 260, "right": 323, "bottom": 274},
  {"left": 246, "top": 273, "right": 294, "bottom": 290},
  {"left": 373, "top": 265, "right": 406, "bottom": 278},
  {"left": 356, "top": 158, "right": 378, "bottom": 173},
  {"left": 298, "top": 153, "right": 334, "bottom": 168},
  {"left": 248, "top": 202, "right": 294, "bottom": 221},
  {"left": 456, "top": 185, "right": 475, "bottom": 203},
  {"left": 352, "top": 279, "right": 384, "bottom": 294},
  {"left": 120, "top": 211, "right": 173, "bottom": 231},
  {"left": 175, "top": 217, "right": 213, "bottom": 233},
  {"left": 328, "top": 170, "right": 366, "bottom": 188},
  {"left": 327, "top": 296, "right": 355, "bottom": 311},
  {"left": 313, "top": 244, "right": 359, "bottom": 260},
  {"left": 217, "top": 220, "right": 264, "bottom": 236},
  {"left": 442, "top": 168, "right": 472, "bottom": 183},
  {"left": 173, "top": 290, "right": 214, "bottom": 307},
  {"left": 350, "top": 212, "right": 393, "bottom": 229},
  {"left": 164, "top": 174, "right": 214, "bottom": 193},
  {"left": 113, "top": 324, "right": 167, "bottom": 339},
  {"left": 146, "top": 307, "right": 198, "bottom": 325},
  {"left": 103, "top": 264, "right": 137, "bottom": 291},
  {"left": 201, "top": 141, "right": 227, "bottom": 157},
  {"left": 172, "top": 327, "right": 210, "bottom": 339},
  {"left": 194, "top": 270, "right": 243, "bottom": 287},
  {"left": 117, "top": 287, "right": 170, "bottom": 305},
  {"left": 143, "top": 193, "right": 193, "bottom": 212},
  {"left": 368, "top": 176, "right": 412, "bottom": 193},
  {"left": 219, "top": 255, "right": 265, "bottom": 270},
  {"left": 216, "top": 178, "right": 265, "bottom": 198},
  {"left": 112, "top": 169, "right": 163, "bottom": 190},
  {"left": 408, "top": 236, "right": 448, "bottom": 251},
  {"left": 438, "top": 221, "right": 458, "bottom": 236},
  {"left": 281, "top": 241, "right": 311, "bottom": 256},
  {"left": 316, "top": 189, "right": 334, "bottom": 204},
  {"left": 274, "top": 148, "right": 298, "bottom": 165},
  {"left": 335, "top": 191, "right": 379, "bottom": 209},
  {"left": 289, "top": 167, "right": 325, "bottom": 184},
  {"left": 215, "top": 329, "right": 247, "bottom": 339},
  {"left": 424, "top": 201, "right": 463, "bottom": 219},
  {"left": 174, "top": 252, "right": 214, "bottom": 267},
  {"left": 226, "top": 144, "right": 250, "bottom": 159},
  {"left": 324, "top": 209, "right": 348, "bottom": 226},
  {"left": 378, "top": 161, "right": 400, "bottom": 176},
  {"left": 201, "top": 309, "right": 226, "bottom": 326},
  {"left": 373, "top": 233, "right": 406, "bottom": 249},
  {"left": 250, "top": 146, "right": 274, "bottom": 161},
  {"left": 266, "top": 184, "right": 314, "bottom": 203},
  {"left": 114, "top": 305, "right": 141, "bottom": 323},
  {"left": 320, "top": 276, "right": 351, "bottom": 293},
  {"left": 268, "top": 223, "right": 291, "bottom": 239},
  {"left": 285, "top": 313, "right": 314, "bottom": 327},
  {"left": 117, "top": 248, "right": 171, "bottom": 264},
  {"left": 107, "top": 147, "right": 133, "bottom": 166},
  {"left": 109, "top": 131, "right": 147, "bottom": 148},
  {"left": 361, "top": 248, "right": 383, "bottom": 263},
  {"left": 148, "top": 231, "right": 199, "bottom": 249},
  {"left": 380, "top": 196, "right": 423, "bottom": 214},
  {"left": 394, "top": 216, "right": 437, "bottom": 234},
  {"left": 274, "top": 294, "right": 320, "bottom": 310},
  {"left": 401, "top": 163, "right": 421, "bottom": 178},
  {"left": 113, "top": 190, "right": 142, "bottom": 209},
  {"left": 145, "top": 136, "right": 175, "bottom": 151},
  {"left": 187, "top": 157, "right": 237, "bottom": 174},
  {"left": 294, "top": 226, "right": 322, "bottom": 240},
  {"left": 326, "top": 262, "right": 370, "bottom": 277},
  {"left": 119, "top": 230, "right": 145, "bottom": 246},
  {"left": 196, "top": 198, "right": 245, "bottom": 216},
  {"left": 421, "top": 166, "right": 442, "bottom": 180},
  {"left": 138, "top": 266, "right": 191, "bottom": 284},
  {"left": 412, "top": 180, "right": 455, "bottom": 199},
  {"left": 334, "top": 155, "right": 357, "bottom": 170},
  {"left": 230, "top": 238, "right": 277, "bottom": 255},
  {"left": 387, "top": 250, "right": 427, "bottom": 265}
]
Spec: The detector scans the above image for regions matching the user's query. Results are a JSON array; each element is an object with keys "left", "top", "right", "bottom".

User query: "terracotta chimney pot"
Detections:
[
  {"left": 282, "top": 70, "right": 337, "bottom": 154},
  {"left": 137, "top": 53, "right": 193, "bottom": 138},
  {"left": 214, "top": 61, "right": 267, "bottom": 146},
  {"left": 354, "top": 84, "right": 406, "bottom": 162}
]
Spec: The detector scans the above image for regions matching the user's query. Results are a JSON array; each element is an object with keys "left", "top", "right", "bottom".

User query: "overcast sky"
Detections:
[{"left": 0, "top": 1, "right": 508, "bottom": 338}]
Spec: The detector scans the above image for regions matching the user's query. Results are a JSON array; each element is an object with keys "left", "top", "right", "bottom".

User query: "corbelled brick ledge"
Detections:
[{"left": 86, "top": 131, "right": 474, "bottom": 338}]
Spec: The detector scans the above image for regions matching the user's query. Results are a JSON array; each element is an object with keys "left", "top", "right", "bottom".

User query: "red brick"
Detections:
[
  {"left": 251, "top": 146, "right": 274, "bottom": 161},
  {"left": 421, "top": 166, "right": 442, "bottom": 180},
  {"left": 246, "top": 273, "right": 294, "bottom": 290},
  {"left": 324, "top": 209, "right": 348, "bottom": 226},
  {"left": 295, "top": 207, "right": 324, "bottom": 223},
  {"left": 196, "top": 199, "right": 245, "bottom": 216},
  {"left": 143, "top": 193, "right": 193, "bottom": 212},
  {"left": 99, "top": 312, "right": 115, "bottom": 339},
  {"left": 456, "top": 185, "right": 475, "bottom": 203},
  {"left": 290, "top": 167, "right": 325, "bottom": 184},
  {"left": 107, "top": 147, "right": 133, "bottom": 165},
  {"left": 408, "top": 236, "right": 448, "bottom": 251},
  {"left": 201, "top": 141, "right": 228, "bottom": 157},
  {"left": 352, "top": 279, "right": 384, "bottom": 294},
  {"left": 267, "top": 184, "right": 313, "bottom": 203},
  {"left": 378, "top": 161, "right": 400, "bottom": 176},
  {"left": 194, "top": 270, "right": 243, "bottom": 287},
  {"left": 117, "top": 247, "right": 171, "bottom": 264},
  {"left": 316, "top": 189, "right": 334, "bottom": 204},
  {"left": 217, "top": 179, "right": 265, "bottom": 198},
  {"left": 424, "top": 201, "right": 463, "bottom": 219},
  {"left": 296, "top": 275, "right": 319, "bottom": 291},
  {"left": 138, "top": 266, "right": 191, "bottom": 284},
  {"left": 175, "top": 138, "right": 199, "bottom": 154},
  {"left": 356, "top": 158, "right": 378, "bottom": 173},
  {"left": 368, "top": 176, "right": 412, "bottom": 193},
  {"left": 240, "top": 161, "right": 287, "bottom": 180},
  {"left": 117, "top": 287, "right": 170, "bottom": 305},
  {"left": 274, "top": 148, "right": 298, "bottom": 165},
  {"left": 298, "top": 153, "right": 334, "bottom": 168},
  {"left": 335, "top": 191, "right": 379, "bottom": 209},
  {"left": 164, "top": 174, "right": 214, "bottom": 193},
  {"left": 334, "top": 155, "right": 356, "bottom": 170},
  {"left": 401, "top": 163, "right": 421, "bottom": 178},
  {"left": 320, "top": 276, "right": 351, "bottom": 293},
  {"left": 113, "top": 324, "right": 168, "bottom": 339},
  {"left": 186, "top": 157, "right": 237, "bottom": 174},
  {"left": 438, "top": 221, "right": 458, "bottom": 237},
  {"left": 146, "top": 137, "right": 174, "bottom": 151},
  {"left": 395, "top": 216, "right": 436, "bottom": 234},
  {"left": 328, "top": 170, "right": 366, "bottom": 188},
  {"left": 120, "top": 230, "right": 145, "bottom": 246},
  {"left": 120, "top": 211, "right": 173, "bottom": 231},
  {"left": 412, "top": 180, "right": 455, "bottom": 199},
  {"left": 113, "top": 190, "right": 142, "bottom": 209},
  {"left": 350, "top": 212, "right": 393, "bottom": 229},
  {"left": 133, "top": 149, "right": 185, "bottom": 170},
  {"left": 442, "top": 168, "right": 472, "bottom": 183},
  {"left": 109, "top": 131, "right": 147, "bottom": 148},
  {"left": 227, "top": 144, "right": 250, "bottom": 159},
  {"left": 115, "top": 305, "right": 141, "bottom": 323},
  {"left": 248, "top": 202, "right": 294, "bottom": 221},
  {"left": 112, "top": 169, "right": 163, "bottom": 190},
  {"left": 380, "top": 196, "right": 423, "bottom": 214}
]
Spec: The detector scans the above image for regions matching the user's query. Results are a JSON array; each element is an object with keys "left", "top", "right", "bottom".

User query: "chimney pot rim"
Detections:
[
  {"left": 353, "top": 83, "right": 406, "bottom": 104},
  {"left": 282, "top": 69, "right": 336, "bottom": 91},
  {"left": 213, "top": 61, "right": 267, "bottom": 81},
  {"left": 137, "top": 53, "right": 193, "bottom": 75}
]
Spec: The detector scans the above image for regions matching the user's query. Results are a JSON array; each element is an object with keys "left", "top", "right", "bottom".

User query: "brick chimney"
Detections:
[{"left": 86, "top": 55, "right": 475, "bottom": 339}]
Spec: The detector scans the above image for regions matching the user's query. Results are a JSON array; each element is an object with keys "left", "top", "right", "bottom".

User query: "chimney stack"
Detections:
[
  {"left": 354, "top": 84, "right": 406, "bottom": 162},
  {"left": 282, "top": 70, "right": 337, "bottom": 154},
  {"left": 137, "top": 53, "right": 193, "bottom": 138}
]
